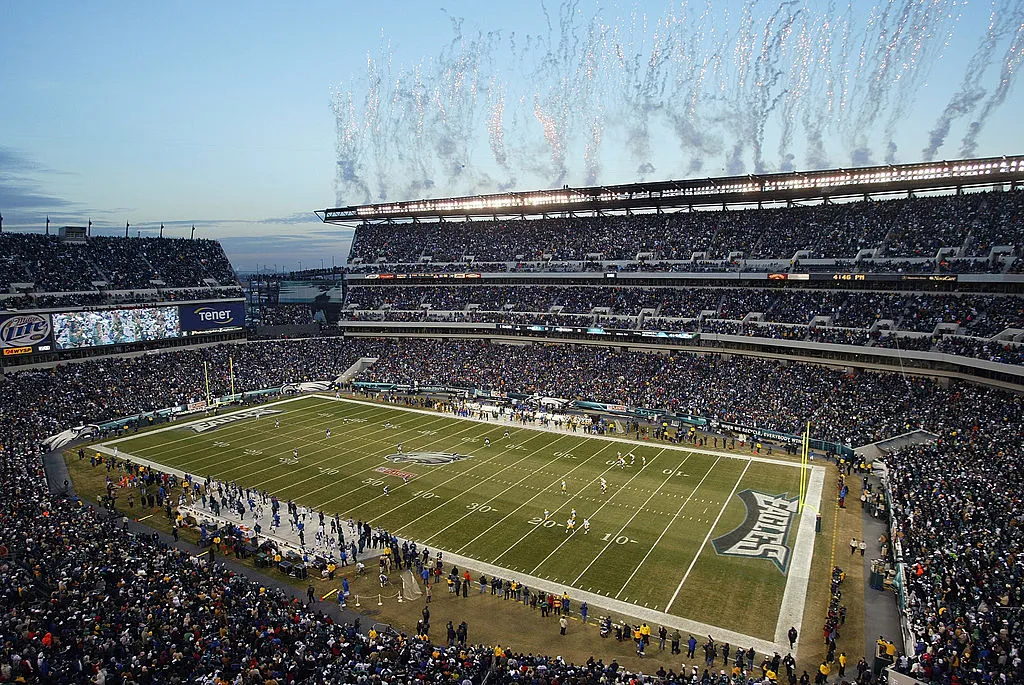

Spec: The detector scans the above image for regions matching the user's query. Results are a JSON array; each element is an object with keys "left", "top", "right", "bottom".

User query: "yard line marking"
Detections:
[
  {"left": 190, "top": 405, "right": 459, "bottom": 489},
  {"left": 99, "top": 396, "right": 402, "bottom": 481},
  {"left": 614, "top": 455, "right": 722, "bottom": 599},
  {"left": 312, "top": 420, "right": 539, "bottom": 514},
  {"left": 119, "top": 398, "right": 410, "bottom": 476},
  {"left": 665, "top": 458, "right": 752, "bottom": 613},
  {"left": 425, "top": 436, "right": 601, "bottom": 547},
  {"left": 109, "top": 398, "right": 501, "bottom": 518},
  {"left": 562, "top": 449, "right": 677, "bottom": 583},
  {"left": 263, "top": 410, "right": 490, "bottom": 498},
  {"left": 460, "top": 441, "right": 624, "bottom": 558},
  {"left": 116, "top": 395, "right": 374, "bottom": 464},
  {"left": 369, "top": 433, "right": 583, "bottom": 533},
  {"left": 103, "top": 392, "right": 324, "bottom": 445}
]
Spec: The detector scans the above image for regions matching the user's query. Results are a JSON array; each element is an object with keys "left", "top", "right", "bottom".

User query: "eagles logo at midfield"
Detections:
[{"left": 383, "top": 451, "right": 467, "bottom": 465}]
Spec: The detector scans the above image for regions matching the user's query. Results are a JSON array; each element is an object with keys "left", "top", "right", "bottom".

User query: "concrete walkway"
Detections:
[{"left": 859, "top": 469, "right": 902, "bottom": 663}]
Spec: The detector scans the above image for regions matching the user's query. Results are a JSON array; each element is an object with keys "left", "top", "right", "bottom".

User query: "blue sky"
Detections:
[{"left": 2, "top": 1, "right": 1022, "bottom": 272}]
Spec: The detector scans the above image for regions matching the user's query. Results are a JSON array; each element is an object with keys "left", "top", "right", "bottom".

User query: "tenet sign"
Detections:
[{"left": 178, "top": 301, "right": 245, "bottom": 332}]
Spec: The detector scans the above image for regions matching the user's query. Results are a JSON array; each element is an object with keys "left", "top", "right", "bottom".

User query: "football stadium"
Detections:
[
  {"left": 3, "top": 4, "right": 1024, "bottom": 685},
  {"left": 4, "top": 156, "right": 1024, "bottom": 685}
]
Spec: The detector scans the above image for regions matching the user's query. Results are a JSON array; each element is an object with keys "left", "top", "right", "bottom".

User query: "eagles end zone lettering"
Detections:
[{"left": 711, "top": 490, "right": 799, "bottom": 573}]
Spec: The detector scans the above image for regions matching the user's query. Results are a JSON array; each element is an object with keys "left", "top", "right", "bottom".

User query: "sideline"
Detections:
[
  {"left": 41, "top": 451, "right": 371, "bottom": 633},
  {"left": 181, "top": 501, "right": 785, "bottom": 656},
  {"left": 325, "top": 393, "right": 818, "bottom": 470},
  {"left": 775, "top": 466, "right": 824, "bottom": 647}
]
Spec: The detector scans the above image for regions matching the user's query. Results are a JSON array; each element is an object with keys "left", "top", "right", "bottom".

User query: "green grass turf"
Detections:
[{"left": 105, "top": 395, "right": 806, "bottom": 640}]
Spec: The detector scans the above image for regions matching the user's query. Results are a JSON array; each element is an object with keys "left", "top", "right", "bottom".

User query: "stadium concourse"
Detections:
[{"left": 0, "top": 335, "right": 1022, "bottom": 683}]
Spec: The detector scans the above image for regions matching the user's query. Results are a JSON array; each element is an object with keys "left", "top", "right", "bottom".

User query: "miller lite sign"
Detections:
[{"left": 0, "top": 314, "right": 53, "bottom": 354}]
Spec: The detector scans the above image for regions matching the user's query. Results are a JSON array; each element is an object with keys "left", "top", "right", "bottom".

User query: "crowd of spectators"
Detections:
[
  {"left": 885, "top": 424, "right": 1024, "bottom": 684},
  {"left": 253, "top": 304, "right": 318, "bottom": 326},
  {"left": 933, "top": 336, "right": 1024, "bottom": 364},
  {"left": 870, "top": 334, "right": 937, "bottom": 352},
  {"left": 2, "top": 335, "right": 1024, "bottom": 682},
  {"left": 347, "top": 337, "right": 1019, "bottom": 445},
  {"left": 305, "top": 256, "right": 1013, "bottom": 277},
  {"left": 329, "top": 285, "right": 1024, "bottom": 341},
  {"left": 346, "top": 190, "right": 1024, "bottom": 264},
  {"left": 2, "top": 335, "right": 1021, "bottom": 468},
  {"left": 0, "top": 443, "right": 496, "bottom": 683},
  {"left": 0, "top": 233, "right": 238, "bottom": 292},
  {"left": 1, "top": 287, "right": 244, "bottom": 314}
]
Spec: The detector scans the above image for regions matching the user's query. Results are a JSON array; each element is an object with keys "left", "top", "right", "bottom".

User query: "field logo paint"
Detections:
[
  {"left": 376, "top": 466, "right": 415, "bottom": 479},
  {"left": 0, "top": 314, "right": 51, "bottom": 349},
  {"left": 189, "top": 408, "right": 282, "bottom": 433},
  {"left": 43, "top": 424, "right": 100, "bottom": 451},
  {"left": 711, "top": 490, "right": 799, "bottom": 573},
  {"left": 383, "top": 451, "right": 466, "bottom": 465},
  {"left": 282, "top": 381, "right": 334, "bottom": 394}
]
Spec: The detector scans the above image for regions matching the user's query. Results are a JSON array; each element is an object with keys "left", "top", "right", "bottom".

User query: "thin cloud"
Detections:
[{"left": 0, "top": 146, "right": 75, "bottom": 213}]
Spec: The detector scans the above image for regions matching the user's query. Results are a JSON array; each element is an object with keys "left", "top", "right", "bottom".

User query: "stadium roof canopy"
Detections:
[{"left": 316, "top": 155, "right": 1024, "bottom": 224}]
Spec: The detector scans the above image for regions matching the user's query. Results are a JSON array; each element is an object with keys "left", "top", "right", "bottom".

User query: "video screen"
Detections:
[
  {"left": 53, "top": 307, "right": 181, "bottom": 349},
  {"left": 278, "top": 281, "right": 343, "bottom": 304}
]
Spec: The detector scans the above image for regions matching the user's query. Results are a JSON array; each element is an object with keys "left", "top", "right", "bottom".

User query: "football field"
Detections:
[{"left": 99, "top": 394, "right": 824, "bottom": 647}]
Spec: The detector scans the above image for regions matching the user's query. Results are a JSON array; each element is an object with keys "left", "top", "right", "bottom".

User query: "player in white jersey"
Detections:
[
  {"left": 326, "top": 428, "right": 331, "bottom": 438},
  {"left": 292, "top": 449, "right": 299, "bottom": 460},
  {"left": 484, "top": 437, "right": 491, "bottom": 447},
  {"left": 543, "top": 509, "right": 550, "bottom": 521},
  {"left": 600, "top": 477, "right": 607, "bottom": 494},
  {"left": 396, "top": 443, "right": 403, "bottom": 454},
  {"left": 383, "top": 485, "right": 390, "bottom": 496},
  {"left": 583, "top": 518, "right": 590, "bottom": 534},
  {"left": 275, "top": 419, "right": 280, "bottom": 429},
  {"left": 503, "top": 429, "right": 510, "bottom": 439},
  {"left": 570, "top": 508, "right": 577, "bottom": 520}
]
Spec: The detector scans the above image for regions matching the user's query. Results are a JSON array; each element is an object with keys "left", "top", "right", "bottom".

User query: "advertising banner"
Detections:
[
  {"left": 0, "top": 313, "right": 54, "bottom": 356},
  {"left": 178, "top": 301, "right": 245, "bottom": 332}
]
